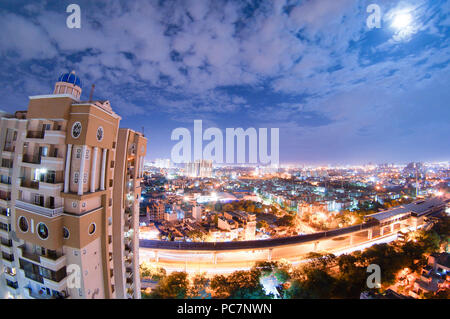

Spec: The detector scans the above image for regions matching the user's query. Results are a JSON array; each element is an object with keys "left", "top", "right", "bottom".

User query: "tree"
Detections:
[
  {"left": 152, "top": 272, "right": 189, "bottom": 299},
  {"left": 188, "top": 273, "right": 211, "bottom": 299},
  {"left": 276, "top": 214, "right": 295, "bottom": 227},
  {"left": 210, "top": 275, "right": 230, "bottom": 298},
  {"left": 257, "top": 220, "right": 269, "bottom": 230},
  {"left": 288, "top": 268, "right": 336, "bottom": 299}
]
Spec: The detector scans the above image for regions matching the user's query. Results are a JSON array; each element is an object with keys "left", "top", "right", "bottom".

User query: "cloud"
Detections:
[{"left": 0, "top": 0, "right": 448, "bottom": 163}]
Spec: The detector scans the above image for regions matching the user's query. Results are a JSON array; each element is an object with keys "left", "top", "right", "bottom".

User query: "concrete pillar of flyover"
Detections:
[
  {"left": 155, "top": 250, "right": 159, "bottom": 263},
  {"left": 213, "top": 252, "right": 217, "bottom": 265},
  {"left": 267, "top": 249, "right": 272, "bottom": 261},
  {"left": 349, "top": 234, "right": 354, "bottom": 246},
  {"left": 368, "top": 229, "right": 373, "bottom": 240},
  {"left": 390, "top": 223, "right": 395, "bottom": 233},
  {"left": 314, "top": 241, "right": 319, "bottom": 252},
  {"left": 380, "top": 227, "right": 384, "bottom": 236}
]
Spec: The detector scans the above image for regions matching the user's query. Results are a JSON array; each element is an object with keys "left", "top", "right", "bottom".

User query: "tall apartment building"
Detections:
[
  {"left": 185, "top": 160, "right": 212, "bottom": 178},
  {"left": 0, "top": 71, "right": 146, "bottom": 299}
]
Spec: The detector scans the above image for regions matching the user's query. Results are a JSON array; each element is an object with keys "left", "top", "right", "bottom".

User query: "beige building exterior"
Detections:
[{"left": 0, "top": 71, "right": 147, "bottom": 299}]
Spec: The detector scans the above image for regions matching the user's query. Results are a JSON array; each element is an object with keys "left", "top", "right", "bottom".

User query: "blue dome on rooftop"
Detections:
[{"left": 58, "top": 71, "right": 82, "bottom": 88}]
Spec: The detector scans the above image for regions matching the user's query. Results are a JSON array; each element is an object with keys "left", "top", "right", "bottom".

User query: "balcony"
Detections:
[
  {"left": 18, "top": 245, "right": 65, "bottom": 270},
  {"left": 6, "top": 279, "right": 18, "bottom": 290},
  {"left": 0, "top": 160, "right": 13, "bottom": 169},
  {"left": 41, "top": 254, "right": 67, "bottom": 271},
  {"left": 20, "top": 269, "right": 44, "bottom": 284},
  {"left": 1, "top": 238, "right": 13, "bottom": 248},
  {"left": 2, "top": 252, "right": 14, "bottom": 262},
  {"left": 20, "top": 179, "right": 39, "bottom": 190},
  {"left": 18, "top": 245, "right": 40, "bottom": 263},
  {"left": 126, "top": 278, "right": 133, "bottom": 289},
  {"left": 16, "top": 200, "right": 63, "bottom": 217},
  {"left": 24, "top": 287, "right": 52, "bottom": 299},
  {"left": 43, "top": 276, "right": 68, "bottom": 292},
  {"left": 4, "top": 271, "right": 16, "bottom": 282},
  {"left": 41, "top": 156, "right": 64, "bottom": 170},
  {"left": 0, "top": 208, "right": 10, "bottom": 219},
  {"left": 0, "top": 179, "right": 11, "bottom": 191},
  {"left": 22, "top": 154, "right": 41, "bottom": 165},
  {"left": 26, "top": 131, "right": 45, "bottom": 139},
  {"left": 3, "top": 143, "right": 15, "bottom": 153},
  {"left": 24, "top": 287, "right": 69, "bottom": 299},
  {"left": 0, "top": 228, "right": 10, "bottom": 238},
  {"left": 126, "top": 289, "right": 134, "bottom": 299},
  {"left": 0, "top": 192, "right": 11, "bottom": 201}
]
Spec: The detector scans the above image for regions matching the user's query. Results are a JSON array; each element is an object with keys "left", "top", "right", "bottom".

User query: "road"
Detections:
[{"left": 139, "top": 222, "right": 400, "bottom": 274}]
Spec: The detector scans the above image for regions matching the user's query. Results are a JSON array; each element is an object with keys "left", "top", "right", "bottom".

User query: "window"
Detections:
[
  {"left": 63, "top": 227, "right": 70, "bottom": 239},
  {"left": 18, "top": 216, "right": 28, "bottom": 232},
  {"left": 72, "top": 201, "right": 77, "bottom": 208},
  {"left": 83, "top": 173, "right": 88, "bottom": 184},
  {"left": 71, "top": 122, "right": 82, "bottom": 138},
  {"left": 96, "top": 127, "right": 104, "bottom": 141},
  {"left": 109, "top": 179, "right": 113, "bottom": 187},
  {"left": 37, "top": 223, "right": 49, "bottom": 240},
  {"left": 88, "top": 223, "right": 96, "bottom": 235},
  {"left": 110, "top": 161, "right": 115, "bottom": 168},
  {"left": 85, "top": 150, "right": 90, "bottom": 160},
  {"left": 74, "top": 172, "right": 79, "bottom": 184},
  {"left": 76, "top": 148, "right": 81, "bottom": 159}
]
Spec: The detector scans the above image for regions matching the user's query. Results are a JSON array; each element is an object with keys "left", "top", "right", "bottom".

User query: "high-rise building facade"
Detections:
[
  {"left": 185, "top": 160, "right": 212, "bottom": 178},
  {"left": 0, "top": 71, "right": 146, "bottom": 299}
]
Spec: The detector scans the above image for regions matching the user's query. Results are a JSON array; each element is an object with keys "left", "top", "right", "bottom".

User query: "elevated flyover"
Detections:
[{"left": 139, "top": 197, "right": 448, "bottom": 273}]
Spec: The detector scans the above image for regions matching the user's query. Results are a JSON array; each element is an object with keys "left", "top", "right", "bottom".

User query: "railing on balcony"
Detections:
[
  {"left": 2, "top": 252, "right": 14, "bottom": 262},
  {"left": 26, "top": 131, "right": 45, "bottom": 139},
  {"left": 0, "top": 193, "right": 11, "bottom": 201},
  {"left": 0, "top": 160, "right": 13, "bottom": 168},
  {"left": 23, "top": 270, "right": 44, "bottom": 284},
  {"left": 3, "top": 143, "right": 15, "bottom": 152},
  {"left": 0, "top": 209, "right": 9, "bottom": 217},
  {"left": 6, "top": 279, "right": 18, "bottom": 289},
  {"left": 20, "top": 179, "right": 39, "bottom": 190},
  {"left": 0, "top": 178, "right": 11, "bottom": 185},
  {"left": 1, "top": 238, "right": 13, "bottom": 247},
  {"left": 22, "top": 154, "right": 41, "bottom": 164},
  {"left": 16, "top": 200, "right": 63, "bottom": 217},
  {"left": 19, "top": 245, "right": 63, "bottom": 262}
]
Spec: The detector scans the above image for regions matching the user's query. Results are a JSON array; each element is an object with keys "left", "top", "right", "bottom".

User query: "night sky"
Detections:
[{"left": 0, "top": 0, "right": 449, "bottom": 165}]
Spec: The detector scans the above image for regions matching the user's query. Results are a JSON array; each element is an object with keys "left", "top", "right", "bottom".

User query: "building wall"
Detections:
[{"left": 0, "top": 79, "right": 147, "bottom": 299}]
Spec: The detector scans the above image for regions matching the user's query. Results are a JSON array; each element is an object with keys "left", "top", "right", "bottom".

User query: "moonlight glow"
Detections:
[{"left": 391, "top": 12, "right": 413, "bottom": 29}]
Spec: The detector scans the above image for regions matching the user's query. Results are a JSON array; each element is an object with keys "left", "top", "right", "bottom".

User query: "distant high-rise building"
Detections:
[
  {"left": 185, "top": 160, "right": 212, "bottom": 178},
  {"left": 154, "top": 158, "right": 171, "bottom": 169},
  {"left": 192, "top": 205, "right": 202, "bottom": 221},
  {"left": 0, "top": 71, "right": 147, "bottom": 299}
]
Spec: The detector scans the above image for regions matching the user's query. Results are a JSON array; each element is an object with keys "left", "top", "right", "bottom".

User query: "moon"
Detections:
[{"left": 391, "top": 12, "right": 413, "bottom": 30}]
